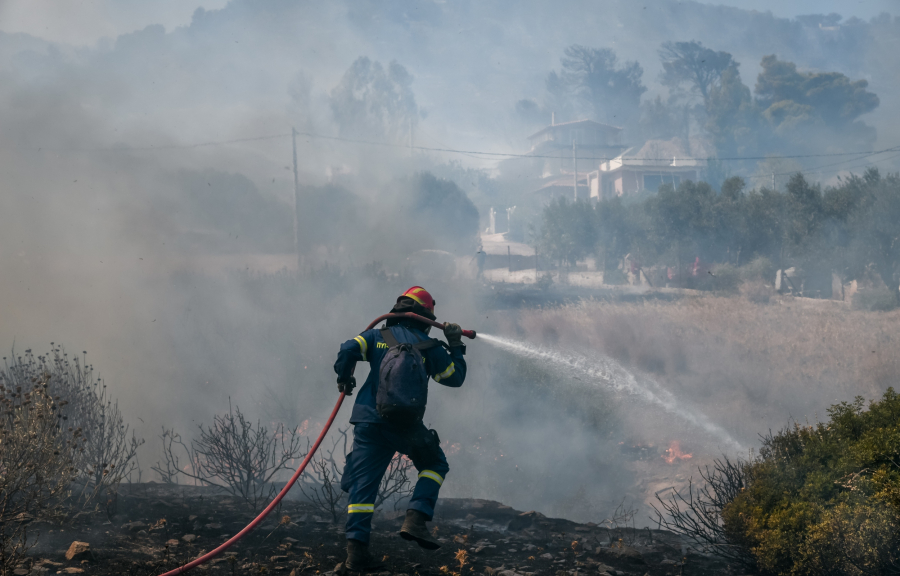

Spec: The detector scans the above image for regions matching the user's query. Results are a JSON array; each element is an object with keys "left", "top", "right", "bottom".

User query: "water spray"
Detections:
[
  {"left": 478, "top": 333, "right": 744, "bottom": 452},
  {"left": 158, "top": 313, "right": 475, "bottom": 576}
]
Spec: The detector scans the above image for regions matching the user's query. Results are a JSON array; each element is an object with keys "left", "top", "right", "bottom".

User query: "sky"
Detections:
[{"left": 0, "top": 0, "right": 895, "bottom": 46}]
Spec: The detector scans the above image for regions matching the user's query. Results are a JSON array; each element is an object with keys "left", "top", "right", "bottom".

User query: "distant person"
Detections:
[
  {"left": 474, "top": 247, "right": 486, "bottom": 279},
  {"left": 333, "top": 286, "right": 468, "bottom": 573}
]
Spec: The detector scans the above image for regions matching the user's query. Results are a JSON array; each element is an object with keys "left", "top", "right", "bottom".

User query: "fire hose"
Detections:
[{"left": 159, "top": 312, "right": 476, "bottom": 575}]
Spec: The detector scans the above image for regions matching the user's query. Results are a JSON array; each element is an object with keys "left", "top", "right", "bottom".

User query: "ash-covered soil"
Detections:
[{"left": 14, "top": 483, "right": 746, "bottom": 576}]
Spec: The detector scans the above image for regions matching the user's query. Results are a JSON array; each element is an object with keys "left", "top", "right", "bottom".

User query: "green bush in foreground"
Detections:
[{"left": 724, "top": 389, "right": 900, "bottom": 575}]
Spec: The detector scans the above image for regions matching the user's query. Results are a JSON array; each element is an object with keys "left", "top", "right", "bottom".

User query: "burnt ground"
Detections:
[{"left": 14, "top": 483, "right": 750, "bottom": 576}]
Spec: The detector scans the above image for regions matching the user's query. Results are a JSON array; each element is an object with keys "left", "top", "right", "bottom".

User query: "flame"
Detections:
[{"left": 662, "top": 441, "right": 692, "bottom": 464}]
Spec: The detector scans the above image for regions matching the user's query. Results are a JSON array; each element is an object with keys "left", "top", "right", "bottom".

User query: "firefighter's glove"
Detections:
[
  {"left": 443, "top": 322, "right": 465, "bottom": 348},
  {"left": 338, "top": 376, "right": 357, "bottom": 396}
]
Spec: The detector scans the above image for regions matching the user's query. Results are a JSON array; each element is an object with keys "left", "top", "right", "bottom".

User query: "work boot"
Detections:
[
  {"left": 338, "top": 539, "right": 383, "bottom": 574},
  {"left": 400, "top": 509, "right": 441, "bottom": 550}
]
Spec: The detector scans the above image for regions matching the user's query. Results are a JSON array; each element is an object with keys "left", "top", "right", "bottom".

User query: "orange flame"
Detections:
[{"left": 662, "top": 441, "right": 692, "bottom": 464}]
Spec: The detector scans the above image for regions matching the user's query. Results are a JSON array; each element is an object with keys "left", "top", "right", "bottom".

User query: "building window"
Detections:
[{"left": 643, "top": 174, "right": 682, "bottom": 192}]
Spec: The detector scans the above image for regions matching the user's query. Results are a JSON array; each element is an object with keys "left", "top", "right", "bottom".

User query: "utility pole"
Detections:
[
  {"left": 573, "top": 139, "right": 578, "bottom": 201},
  {"left": 292, "top": 127, "right": 301, "bottom": 271}
]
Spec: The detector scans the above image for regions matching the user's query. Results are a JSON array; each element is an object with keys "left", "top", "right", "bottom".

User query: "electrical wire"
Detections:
[{"left": 8, "top": 128, "right": 900, "bottom": 165}]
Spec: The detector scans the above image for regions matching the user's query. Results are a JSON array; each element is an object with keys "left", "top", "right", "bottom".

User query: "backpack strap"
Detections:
[
  {"left": 380, "top": 327, "right": 400, "bottom": 348},
  {"left": 380, "top": 327, "right": 443, "bottom": 351},
  {"left": 413, "top": 339, "right": 442, "bottom": 351}
]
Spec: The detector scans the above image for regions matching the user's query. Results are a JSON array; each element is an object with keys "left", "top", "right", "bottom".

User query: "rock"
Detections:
[
  {"left": 507, "top": 511, "right": 545, "bottom": 531},
  {"left": 188, "top": 515, "right": 198, "bottom": 521},
  {"left": 539, "top": 553, "right": 553, "bottom": 560},
  {"left": 660, "top": 559, "right": 678, "bottom": 565},
  {"left": 165, "top": 539, "right": 179, "bottom": 547},
  {"left": 182, "top": 534, "right": 198, "bottom": 543},
  {"left": 64, "top": 542, "right": 91, "bottom": 562},
  {"left": 283, "top": 537, "right": 299, "bottom": 544},
  {"left": 137, "top": 530, "right": 148, "bottom": 536},
  {"left": 205, "top": 523, "right": 222, "bottom": 530},
  {"left": 597, "top": 546, "right": 645, "bottom": 564},
  {"left": 13, "top": 569, "right": 29, "bottom": 575},
  {"left": 122, "top": 521, "right": 146, "bottom": 531},
  {"left": 61, "top": 569, "right": 84, "bottom": 574}
]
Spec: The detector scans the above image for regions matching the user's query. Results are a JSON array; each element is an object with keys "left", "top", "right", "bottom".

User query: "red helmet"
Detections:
[{"left": 399, "top": 286, "right": 435, "bottom": 313}]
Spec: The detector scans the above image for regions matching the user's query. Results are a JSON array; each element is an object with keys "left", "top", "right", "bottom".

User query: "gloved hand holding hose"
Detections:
[
  {"left": 338, "top": 376, "right": 356, "bottom": 396},
  {"left": 443, "top": 322, "right": 465, "bottom": 348}
]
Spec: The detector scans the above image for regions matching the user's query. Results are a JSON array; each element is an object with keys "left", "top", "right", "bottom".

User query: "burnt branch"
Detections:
[
  {"left": 651, "top": 456, "right": 754, "bottom": 567},
  {"left": 154, "top": 400, "right": 307, "bottom": 508},
  {"left": 296, "top": 427, "right": 348, "bottom": 523}
]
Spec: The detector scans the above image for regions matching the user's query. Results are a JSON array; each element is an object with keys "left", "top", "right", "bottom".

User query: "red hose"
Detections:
[{"left": 158, "top": 313, "right": 474, "bottom": 575}]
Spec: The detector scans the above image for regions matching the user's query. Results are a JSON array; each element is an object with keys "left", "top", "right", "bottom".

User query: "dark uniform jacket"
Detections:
[{"left": 334, "top": 321, "right": 467, "bottom": 424}]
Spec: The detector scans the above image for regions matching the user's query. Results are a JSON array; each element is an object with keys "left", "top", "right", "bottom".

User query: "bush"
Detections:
[
  {"left": 153, "top": 402, "right": 307, "bottom": 508},
  {"left": 852, "top": 288, "right": 899, "bottom": 312},
  {"left": 0, "top": 373, "right": 79, "bottom": 573},
  {"left": 1, "top": 347, "right": 142, "bottom": 511},
  {"left": 602, "top": 268, "right": 628, "bottom": 286},
  {"left": 732, "top": 390, "right": 900, "bottom": 575},
  {"left": 740, "top": 256, "right": 775, "bottom": 283},
  {"left": 700, "top": 263, "right": 741, "bottom": 293},
  {"left": 657, "top": 389, "right": 900, "bottom": 575}
]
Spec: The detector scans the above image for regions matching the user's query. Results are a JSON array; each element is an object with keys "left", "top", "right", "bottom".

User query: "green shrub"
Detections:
[
  {"left": 602, "top": 268, "right": 628, "bottom": 286},
  {"left": 852, "top": 288, "right": 899, "bottom": 312},
  {"left": 722, "top": 389, "right": 900, "bottom": 575},
  {"left": 697, "top": 263, "right": 741, "bottom": 293},
  {"left": 740, "top": 256, "right": 775, "bottom": 283}
]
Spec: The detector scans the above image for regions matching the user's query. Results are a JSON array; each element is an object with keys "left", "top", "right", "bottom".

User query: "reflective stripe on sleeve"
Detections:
[
  {"left": 433, "top": 362, "right": 456, "bottom": 382},
  {"left": 347, "top": 503, "right": 375, "bottom": 513},
  {"left": 354, "top": 335, "right": 368, "bottom": 361},
  {"left": 418, "top": 470, "right": 444, "bottom": 486}
]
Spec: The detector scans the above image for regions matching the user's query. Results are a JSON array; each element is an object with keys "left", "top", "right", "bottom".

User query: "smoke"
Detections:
[
  {"left": 0, "top": 0, "right": 899, "bottom": 525},
  {"left": 478, "top": 333, "right": 745, "bottom": 452}
]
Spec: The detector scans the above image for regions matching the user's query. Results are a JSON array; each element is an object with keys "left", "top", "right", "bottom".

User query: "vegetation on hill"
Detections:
[{"left": 537, "top": 168, "right": 900, "bottom": 305}]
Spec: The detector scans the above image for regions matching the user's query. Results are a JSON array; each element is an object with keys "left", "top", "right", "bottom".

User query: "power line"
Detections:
[{"left": 8, "top": 128, "right": 900, "bottom": 166}]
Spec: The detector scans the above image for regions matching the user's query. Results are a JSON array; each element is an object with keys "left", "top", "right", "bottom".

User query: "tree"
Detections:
[
  {"left": 639, "top": 95, "right": 689, "bottom": 142},
  {"left": 557, "top": 45, "right": 646, "bottom": 126},
  {"left": 594, "top": 197, "right": 633, "bottom": 270},
  {"left": 537, "top": 197, "right": 596, "bottom": 267},
  {"left": 659, "top": 41, "right": 736, "bottom": 108},
  {"left": 330, "top": 57, "right": 418, "bottom": 143},
  {"left": 755, "top": 55, "right": 879, "bottom": 148},
  {"left": 705, "top": 64, "right": 757, "bottom": 157},
  {"left": 644, "top": 180, "right": 717, "bottom": 266},
  {"left": 393, "top": 172, "right": 480, "bottom": 256},
  {"left": 845, "top": 169, "right": 900, "bottom": 304}
]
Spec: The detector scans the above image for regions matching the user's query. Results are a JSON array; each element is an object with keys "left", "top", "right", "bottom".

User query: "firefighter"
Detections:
[{"left": 333, "top": 286, "right": 467, "bottom": 573}]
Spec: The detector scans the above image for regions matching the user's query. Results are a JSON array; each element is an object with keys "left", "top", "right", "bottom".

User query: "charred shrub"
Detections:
[
  {"left": 153, "top": 401, "right": 307, "bottom": 508},
  {"left": 0, "top": 347, "right": 142, "bottom": 512},
  {"left": 658, "top": 389, "right": 900, "bottom": 575},
  {"left": 653, "top": 456, "right": 754, "bottom": 567},
  {"left": 0, "top": 372, "right": 80, "bottom": 573},
  {"left": 296, "top": 426, "right": 414, "bottom": 523}
]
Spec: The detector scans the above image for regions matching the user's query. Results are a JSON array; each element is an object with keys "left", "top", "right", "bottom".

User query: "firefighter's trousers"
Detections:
[{"left": 341, "top": 422, "right": 449, "bottom": 543}]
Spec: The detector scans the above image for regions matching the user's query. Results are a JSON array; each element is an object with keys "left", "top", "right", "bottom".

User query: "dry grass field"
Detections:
[{"left": 495, "top": 294, "right": 900, "bottom": 445}]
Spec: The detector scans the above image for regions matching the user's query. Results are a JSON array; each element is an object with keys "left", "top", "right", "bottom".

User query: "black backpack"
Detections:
[{"left": 376, "top": 327, "right": 440, "bottom": 427}]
